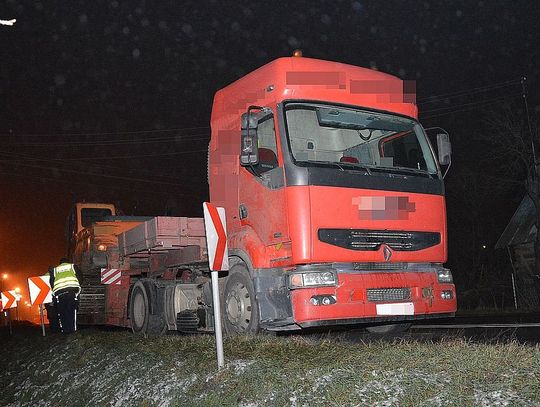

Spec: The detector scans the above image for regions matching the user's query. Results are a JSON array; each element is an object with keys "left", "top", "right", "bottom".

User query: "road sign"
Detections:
[
  {"left": 202, "top": 202, "right": 229, "bottom": 370},
  {"left": 203, "top": 202, "right": 229, "bottom": 272},
  {"left": 1, "top": 290, "right": 17, "bottom": 309},
  {"left": 28, "top": 276, "right": 52, "bottom": 305},
  {"left": 101, "top": 268, "right": 122, "bottom": 285}
]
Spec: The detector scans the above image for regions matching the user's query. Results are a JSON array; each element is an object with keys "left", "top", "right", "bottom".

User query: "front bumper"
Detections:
[{"left": 289, "top": 263, "right": 457, "bottom": 327}]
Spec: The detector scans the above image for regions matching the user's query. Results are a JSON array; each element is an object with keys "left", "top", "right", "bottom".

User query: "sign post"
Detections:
[
  {"left": 28, "top": 275, "right": 53, "bottom": 337},
  {"left": 203, "top": 202, "right": 229, "bottom": 370},
  {"left": 39, "top": 304, "right": 46, "bottom": 336}
]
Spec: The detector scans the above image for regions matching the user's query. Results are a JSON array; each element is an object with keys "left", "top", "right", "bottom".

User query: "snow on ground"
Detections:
[
  {"left": 3, "top": 332, "right": 539, "bottom": 406},
  {"left": 6, "top": 344, "right": 197, "bottom": 407},
  {"left": 474, "top": 389, "right": 527, "bottom": 407}
]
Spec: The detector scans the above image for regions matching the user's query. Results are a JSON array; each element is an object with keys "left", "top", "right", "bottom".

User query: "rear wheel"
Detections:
[
  {"left": 130, "top": 281, "right": 166, "bottom": 335},
  {"left": 223, "top": 264, "right": 259, "bottom": 334},
  {"left": 130, "top": 282, "right": 149, "bottom": 335},
  {"left": 366, "top": 323, "right": 411, "bottom": 335}
]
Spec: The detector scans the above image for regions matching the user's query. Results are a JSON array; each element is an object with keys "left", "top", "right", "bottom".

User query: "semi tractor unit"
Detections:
[{"left": 69, "top": 54, "right": 456, "bottom": 335}]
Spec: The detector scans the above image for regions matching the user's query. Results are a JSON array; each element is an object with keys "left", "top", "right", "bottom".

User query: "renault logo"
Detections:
[{"left": 383, "top": 244, "right": 392, "bottom": 262}]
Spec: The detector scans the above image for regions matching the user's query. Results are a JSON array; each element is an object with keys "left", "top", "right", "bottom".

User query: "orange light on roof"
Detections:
[{"left": 292, "top": 49, "right": 303, "bottom": 57}]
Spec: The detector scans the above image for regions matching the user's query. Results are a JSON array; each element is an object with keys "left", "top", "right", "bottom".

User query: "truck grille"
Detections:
[
  {"left": 318, "top": 229, "right": 440, "bottom": 251},
  {"left": 367, "top": 287, "right": 411, "bottom": 302}
]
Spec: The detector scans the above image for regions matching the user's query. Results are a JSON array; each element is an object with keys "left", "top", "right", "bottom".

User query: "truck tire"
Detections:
[
  {"left": 223, "top": 264, "right": 259, "bottom": 335},
  {"left": 129, "top": 281, "right": 167, "bottom": 335},
  {"left": 130, "top": 282, "right": 150, "bottom": 335},
  {"left": 366, "top": 323, "right": 411, "bottom": 335}
]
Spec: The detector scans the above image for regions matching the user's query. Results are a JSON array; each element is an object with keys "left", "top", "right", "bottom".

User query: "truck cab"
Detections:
[
  {"left": 66, "top": 203, "right": 116, "bottom": 270},
  {"left": 209, "top": 56, "right": 456, "bottom": 332}
]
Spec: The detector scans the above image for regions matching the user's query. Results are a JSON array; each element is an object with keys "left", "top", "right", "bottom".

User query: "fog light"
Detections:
[
  {"left": 441, "top": 290, "right": 453, "bottom": 300},
  {"left": 310, "top": 295, "right": 336, "bottom": 306}
]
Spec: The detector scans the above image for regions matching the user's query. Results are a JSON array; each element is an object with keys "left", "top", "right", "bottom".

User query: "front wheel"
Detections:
[{"left": 223, "top": 264, "right": 259, "bottom": 335}]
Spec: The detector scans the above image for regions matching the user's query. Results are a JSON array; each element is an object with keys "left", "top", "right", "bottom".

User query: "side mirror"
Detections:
[
  {"left": 240, "top": 110, "right": 259, "bottom": 166},
  {"left": 436, "top": 133, "right": 452, "bottom": 166},
  {"left": 240, "top": 106, "right": 272, "bottom": 167}
]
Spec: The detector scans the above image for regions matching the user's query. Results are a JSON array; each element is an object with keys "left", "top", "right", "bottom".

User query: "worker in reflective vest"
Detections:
[
  {"left": 44, "top": 266, "right": 61, "bottom": 333},
  {"left": 50, "top": 258, "right": 83, "bottom": 334}
]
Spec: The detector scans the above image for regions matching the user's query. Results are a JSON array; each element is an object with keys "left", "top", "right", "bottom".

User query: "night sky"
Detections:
[{"left": 1, "top": 1, "right": 539, "bottom": 302}]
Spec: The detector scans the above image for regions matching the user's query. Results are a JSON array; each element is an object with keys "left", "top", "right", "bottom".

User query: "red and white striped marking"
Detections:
[
  {"left": 100, "top": 268, "right": 122, "bottom": 285},
  {"left": 28, "top": 275, "right": 52, "bottom": 305},
  {"left": 203, "top": 202, "right": 229, "bottom": 271},
  {"left": 1, "top": 290, "right": 17, "bottom": 310}
]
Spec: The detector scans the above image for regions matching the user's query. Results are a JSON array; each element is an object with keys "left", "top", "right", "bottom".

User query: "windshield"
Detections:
[
  {"left": 81, "top": 208, "right": 113, "bottom": 227},
  {"left": 284, "top": 103, "right": 438, "bottom": 175}
]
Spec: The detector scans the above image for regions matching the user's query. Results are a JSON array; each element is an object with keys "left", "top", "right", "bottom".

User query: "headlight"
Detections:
[
  {"left": 437, "top": 268, "right": 453, "bottom": 283},
  {"left": 289, "top": 271, "right": 337, "bottom": 289},
  {"left": 97, "top": 243, "right": 107, "bottom": 252}
]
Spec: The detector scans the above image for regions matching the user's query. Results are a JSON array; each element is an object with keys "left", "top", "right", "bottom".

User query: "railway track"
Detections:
[{"left": 299, "top": 317, "right": 540, "bottom": 344}]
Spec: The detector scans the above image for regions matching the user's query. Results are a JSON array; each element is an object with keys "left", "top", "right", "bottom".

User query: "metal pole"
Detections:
[
  {"left": 521, "top": 76, "right": 535, "bottom": 164},
  {"left": 8, "top": 310, "right": 12, "bottom": 335},
  {"left": 211, "top": 270, "right": 225, "bottom": 369},
  {"left": 511, "top": 272, "right": 518, "bottom": 310},
  {"left": 507, "top": 246, "right": 519, "bottom": 310},
  {"left": 39, "top": 304, "right": 46, "bottom": 337}
]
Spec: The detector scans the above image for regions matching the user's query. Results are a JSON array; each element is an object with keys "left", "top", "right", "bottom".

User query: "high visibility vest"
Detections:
[{"left": 52, "top": 263, "right": 80, "bottom": 294}]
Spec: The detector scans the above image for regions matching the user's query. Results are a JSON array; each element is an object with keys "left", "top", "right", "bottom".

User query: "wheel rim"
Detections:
[
  {"left": 225, "top": 281, "right": 252, "bottom": 332},
  {"left": 132, "top": 290, "right": 146, "bottom": 329}
]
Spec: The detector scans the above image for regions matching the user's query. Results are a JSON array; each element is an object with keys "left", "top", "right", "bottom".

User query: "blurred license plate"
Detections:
[{"left": 376, "top": 302, "right": 414, "bottom": 315}]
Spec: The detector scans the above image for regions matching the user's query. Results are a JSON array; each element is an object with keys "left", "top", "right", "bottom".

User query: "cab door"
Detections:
[{"left": 237, "top": 110, "right": 290, "bottom": 268}]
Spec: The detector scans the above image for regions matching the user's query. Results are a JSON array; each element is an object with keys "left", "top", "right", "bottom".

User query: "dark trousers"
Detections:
[
  {"left": 44, "top": 301, "right": 61, "bottom": 333},
  {"left": 56, "top": 291, "right": 78, "bottom": 334}
]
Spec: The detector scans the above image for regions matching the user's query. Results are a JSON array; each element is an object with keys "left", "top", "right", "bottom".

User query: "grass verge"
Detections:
[{"left": 1, "top": 325, "right": 539, "bottom": 406}]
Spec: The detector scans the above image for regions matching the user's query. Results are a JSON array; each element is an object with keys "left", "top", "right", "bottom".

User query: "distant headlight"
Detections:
[
  {"left": 437, "top": 268, "right": 453, "bottom": 283},
  {"left": 289, "top": 271, "right": 337, "bottom": 289},
  {"left": 97, "top": 244, "right": 107, "bottom": 252}
]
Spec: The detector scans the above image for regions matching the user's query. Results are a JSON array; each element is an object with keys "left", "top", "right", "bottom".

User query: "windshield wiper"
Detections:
[
  {"left": 304, "top": 160, "right": 372, "bottom": 175},
  {"left": 375, "top": 166, "right": 435, "bottom": 178},
  {"left": 333, "top": 161, "right": 372, "bottom": 175}
]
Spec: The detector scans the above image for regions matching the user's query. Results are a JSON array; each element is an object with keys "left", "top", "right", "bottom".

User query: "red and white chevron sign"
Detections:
[
  {"left": 1, "top": 290, "right": 17, "bottom": 310},
  {"left": 101, "top": 268, "right": 122, "bottom": 285},
  {"left": 203, "top": 202, "right": 229, "bottom": 271},
  {"left": 28, "top": 275, "right": 52, "bottom": 305}
]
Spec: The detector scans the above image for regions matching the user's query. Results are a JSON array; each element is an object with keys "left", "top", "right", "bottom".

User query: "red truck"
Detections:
[{"left": 69, "top": 54, "right": 456, "bottom": 335}]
